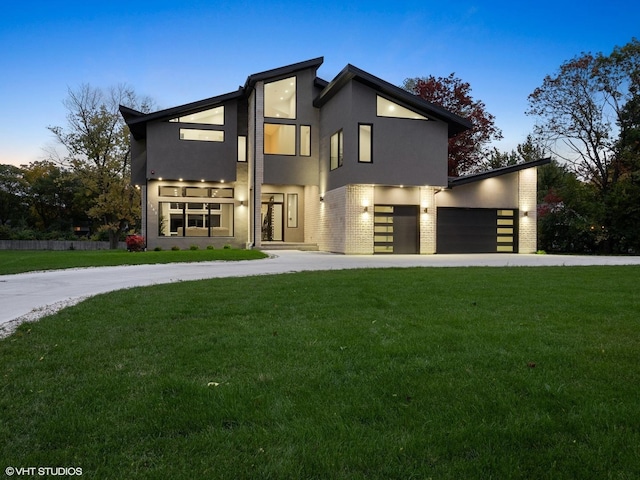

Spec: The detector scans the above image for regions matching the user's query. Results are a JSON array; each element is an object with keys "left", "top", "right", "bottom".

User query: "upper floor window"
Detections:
[
  {"left": 330, "top": 129, "right": 343, "bottom": 171},
  {"left": 237, "top": 136, "right": 247, "bottom": 162},
  {"left": 264, "top": 77, "right": 296, "bottom": 119},
  {"left": 180, "top": 128, "right": 224, "bottom": 142},
  {"left": 358, "top": 124, "right": 372, "bottom": 163},
  {"left": 376, "top": 96, "right": 427, "bottom": 120},
  {"left": 170, "top": 106, "right": 224, "bottom": 125},
  {"left": 264, "top": 123, "right": 296, "bottom": 155},
  {"left": 300, "top": 125, "right": 311, "bottom": 156}
]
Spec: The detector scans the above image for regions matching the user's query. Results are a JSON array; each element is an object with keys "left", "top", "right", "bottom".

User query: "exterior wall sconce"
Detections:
[
  {"left": 240, "top": 200, "right": 245, "bottom": 206},
  {"left": 423, "top": 207, "right": 429, "bottom": 214},
  {"left": 363, "top": 206, "right": 369, "bottom": 213},
  {"left": 523, "top": 211, "right": 529, "bottom": 217},
  {"left": 320, "top": 195, "right": 324, "bottom": 202}
]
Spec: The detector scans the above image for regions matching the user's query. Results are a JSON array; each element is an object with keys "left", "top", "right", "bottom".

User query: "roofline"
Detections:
[
  {"left": 120, "top": 89, "right": 244, "bottom": 140},
  {"left": 244, "top": 57, "right": 324, "bottom": 90},
  {"left": 313, "top": 64, "right": 472, "bottom": 137},
  {"left": 448, "top": 158, "right": 552, "bottom": 187}
]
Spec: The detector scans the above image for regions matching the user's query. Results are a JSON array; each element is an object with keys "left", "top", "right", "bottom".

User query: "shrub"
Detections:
[
  {"left": 189, "top": 244, "right": 199, "bottom": 251},
  {"left": 171, "top": 245, "right": 180, "bottom": 251},
  {"left": 223, "top": 244, "right": 232, "bottom": 249},
  {"left": 206, "top": 245, "right": 215, "bottom": 250},
  {"left": 154, "top": 246, "right": 162, "bottom": 251},
  {"left": 126, "top": 235, "right": 146, "bottom": 252}
]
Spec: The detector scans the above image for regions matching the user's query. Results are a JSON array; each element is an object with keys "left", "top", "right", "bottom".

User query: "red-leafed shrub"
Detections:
[{"left": 126, "top": 235, "right": 146, "bottom": 252}]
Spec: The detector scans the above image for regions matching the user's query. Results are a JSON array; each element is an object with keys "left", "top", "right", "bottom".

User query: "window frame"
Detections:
[
  {"left": 358, "top": 123, "right": 373, "bottom": 163},
  {"left": 300, "top": 125, "right": 311, "bottom": 157},
  {"left": 264, "top": 76, "right": 297, "bottom": 120},
  {"left": 330, "top": 129, "right": 344, "bottom": 171},
  {"left": 264, "top": 123, "right": 297, "bottom": 156}
]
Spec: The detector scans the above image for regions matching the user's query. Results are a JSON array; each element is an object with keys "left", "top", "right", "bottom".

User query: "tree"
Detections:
[
  {"left": 403, "top": 73, "right": 503, "bottom": 176},
  {"left": 0, "top": 164, "right": 28, "bottom": 228},
  {"left": 528, "top": 38, "right": 640, "bottom": 253},
  {"left": 21, "top": 161, "right": 84, "bottom": 232},
  {"left": 482, "top": 134, "right": 547, "bottom": 170},
  {"left": 48, "top": 84, "right": 153, "bottom": 248}
]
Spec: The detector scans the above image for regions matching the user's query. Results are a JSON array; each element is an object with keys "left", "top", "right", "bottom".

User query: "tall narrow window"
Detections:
[
  {"left": 300, "top": 125, "right": 311, "bottom": 156},
  {"left": 287, "top": 194, "right": 298, "bottom": 228},
  {"left": 264, "top": 77, "right": 296, "bottom": 119},
  {"left": 180, "top": 129, "right": 224, "bottom": 142},
  {"left": 358, "top": 124, "right": 372, "bottom": 163},
  {"left": 237, "top": 136, "right": 247, "bottom": 162},
  {"left": 330, "top": 130, "right": 343, "bottom": 171}
]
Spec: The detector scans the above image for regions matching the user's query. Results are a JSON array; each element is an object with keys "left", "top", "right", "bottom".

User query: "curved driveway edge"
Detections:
[{"left": 2, "top": 251, "right": 640, "bottom": 337}]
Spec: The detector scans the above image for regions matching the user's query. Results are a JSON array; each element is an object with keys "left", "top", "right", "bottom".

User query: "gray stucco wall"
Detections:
[
  {"left": 436, "top": 173, "right": 519, "bottom": 208},
  {"left": 319, "top": 80, "right": 449, "bottom": 193},
  {"left": 145, "top": 98, "right": 240, "bottom": 183}
]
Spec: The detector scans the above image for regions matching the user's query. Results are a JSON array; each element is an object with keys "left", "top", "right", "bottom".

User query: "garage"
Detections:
[{"left": 437, "top": 207, "right": 518, "bottom": 254}]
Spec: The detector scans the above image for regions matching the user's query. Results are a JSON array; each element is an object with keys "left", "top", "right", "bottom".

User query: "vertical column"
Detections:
[
  {"left": 252, "top": 83, "right": 265, "bottom": 248},
  {"left": 345, "top": 184, "right": 374, "bottom": 254},
  {"left": 420, "top": 186, "right": 437, "bottom": 254},
  {"left": 518, "top": 168, "right": 538, "bottom": 253}
]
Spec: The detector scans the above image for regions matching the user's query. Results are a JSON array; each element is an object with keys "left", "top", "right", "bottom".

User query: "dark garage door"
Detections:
[{"left": 437, "top": 207, "right": 518, "bottom": 253}]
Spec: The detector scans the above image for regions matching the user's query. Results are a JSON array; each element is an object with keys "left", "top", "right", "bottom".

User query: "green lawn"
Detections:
[
  {"left": 1, "top": 267, "right": 639, "bottom": 479},
  {"left": 0, "top": 248, "right": 267, "bottom": 275}
]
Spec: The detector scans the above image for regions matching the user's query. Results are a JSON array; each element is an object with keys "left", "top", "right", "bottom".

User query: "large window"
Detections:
[
  {"left": 358, "top": 124, "right": 372, "bottom": 163},
  {"left": 264, "top": 77, "right": 296, "bottom": 119},
  {"left": 170, "top": 106, "right": 224, "bottom": 125},
  {"left": 376, "top": 96, "right": 427, "bottom": 120},
  {"left": 158, "top": 186, "right": 234, "bottom": 198},
  {"left": 158, "top": 202, "right": 233, "bottom": 237},
  {"left": 264, "top": 123, "right": 296, "bottom": 155},
  {"left": 330, "top": 130, "right": 343, "bottom": 170},
  {"left": 180, "top": 129, "right": 224, "bottom": 142}
]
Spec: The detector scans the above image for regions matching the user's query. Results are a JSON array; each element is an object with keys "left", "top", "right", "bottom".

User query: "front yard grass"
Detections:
[
  {"left": 0, "top": 248, "right": 267, "bottom": 275},
  {"left": 1, "top": 266, "right": 639, "bottom": 479}
]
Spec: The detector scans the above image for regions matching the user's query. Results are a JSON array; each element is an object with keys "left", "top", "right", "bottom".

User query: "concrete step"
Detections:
[{"left": 260, "top": 242, "right": 319, "bottom": 251}]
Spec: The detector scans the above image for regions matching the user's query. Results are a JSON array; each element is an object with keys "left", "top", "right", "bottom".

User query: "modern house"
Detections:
[{"left": 120, "top": 57, "right": 549, "bottom": 254}]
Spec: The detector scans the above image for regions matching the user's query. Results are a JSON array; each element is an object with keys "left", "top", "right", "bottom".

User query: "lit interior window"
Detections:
[
  {"left": 359, "top": 124, "right": 372, "bottom": 162},
  {"left": 264, "top": 123, "right": 296, "bottom": 155},
  {"left": 300, "top": 125, "right": 311, "bottom": 156},
  {"left": 170, "top": 106, "right": 225, "bottom": 125},
  {"left": 237, "top": 136, "right": 247, "bottom": 162},
  {"left": 376, "top": 96, "right": 427, "bottom": 120},
  {"left": 264, "top": 77, "right": 296, "bottom": 119},
  {"left": 180, "top": 129, "right": 224, "bottom": 142}
]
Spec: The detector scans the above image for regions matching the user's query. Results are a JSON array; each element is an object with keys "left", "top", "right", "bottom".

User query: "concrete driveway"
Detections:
[{"left": 2, "top": 250, "right": 640, "bottom": 337}]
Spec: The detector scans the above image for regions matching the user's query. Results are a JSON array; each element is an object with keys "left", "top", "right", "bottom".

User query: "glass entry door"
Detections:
[{"left": 261, "top": 193, "right": 284, "bottom": 241}]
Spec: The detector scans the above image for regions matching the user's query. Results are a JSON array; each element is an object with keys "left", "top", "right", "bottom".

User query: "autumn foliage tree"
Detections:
[
  {"left": 528, "top": 38, "right": 640, "bottom": 253},
  {"left": 403, "top": 73, "right": 502, "bottom": 176}
]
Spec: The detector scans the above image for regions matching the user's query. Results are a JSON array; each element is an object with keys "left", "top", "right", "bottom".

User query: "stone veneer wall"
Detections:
[
  {"left": 518, "top": 168, "right": 538, "bottom": 253},
  {"left": 344, "top": 184, "right": 374, "bottom": 254},
  {"left": 304, "top": 185, "right": 320, "bottom": 245},
  {"left": 318, "top": 186, "right": 345, "bottom": 253},
  {"left": 419, "top": 186, "right": 437, "bottom": 254}
]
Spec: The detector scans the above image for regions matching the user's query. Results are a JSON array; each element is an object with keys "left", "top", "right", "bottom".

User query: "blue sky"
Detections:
[{"left": 1, "top": 0, "right": 638, "bottom": 167}]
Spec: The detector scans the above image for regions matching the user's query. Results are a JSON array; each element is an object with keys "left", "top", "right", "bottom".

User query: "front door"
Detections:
[{"left": 261, "top": 194, "right": 284, "bottom": 241}]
